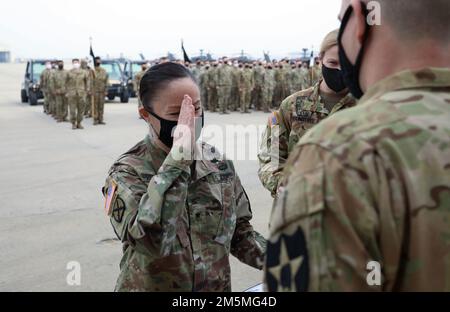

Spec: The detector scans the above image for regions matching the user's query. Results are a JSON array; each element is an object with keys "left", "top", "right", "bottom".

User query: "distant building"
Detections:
[{"left": 0, "top": 43, "right": 11, "bottom": 63}]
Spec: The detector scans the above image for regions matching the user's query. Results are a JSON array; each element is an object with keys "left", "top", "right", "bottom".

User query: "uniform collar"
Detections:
[
  {"left": 307, "top": 79, "right": 356, "bottom": 114},
  {"left": 360, "top": 67, "right": 450, "bottom": 104}
]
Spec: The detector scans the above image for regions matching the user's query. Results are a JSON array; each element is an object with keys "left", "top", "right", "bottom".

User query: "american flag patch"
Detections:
[
  {"left": 270, "top": 112, "right": 279, "bottom": 127},
  {"left": 104, "top": 180, "right": 118, "bottom": 216}
]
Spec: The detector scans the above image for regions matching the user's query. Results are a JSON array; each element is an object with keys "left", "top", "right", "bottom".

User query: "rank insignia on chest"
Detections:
[{"left": 104, "top": 180, "right": 118, "bottom": 216}]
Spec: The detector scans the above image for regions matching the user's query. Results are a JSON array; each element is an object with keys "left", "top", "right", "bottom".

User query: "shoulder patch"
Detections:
[
  {"left": 104, "top": 180, "right": 118, "bottom": 216},
  {"left": 112, "top": 197, "right": 126, "bottom": 223},
  {"left": 270, "top": 111, "right": 281, "bottom": 127},
  {"left": 265, "top": 227, "right": 309, "bottom": 292}
]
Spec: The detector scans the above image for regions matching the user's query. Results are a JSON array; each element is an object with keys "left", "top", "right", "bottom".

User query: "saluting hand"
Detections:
[{"left": 173, "top": 95, "right": 196, "bottom": 161}]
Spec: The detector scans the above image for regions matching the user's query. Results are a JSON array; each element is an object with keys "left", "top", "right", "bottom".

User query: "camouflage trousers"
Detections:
[
  {"left": 201, "top": 87, "right": 209, "bottom": 111},
  {"left": 93, "top": 92, "right": 105, "bottom": 123},
  {"left": 43, "top": 91, "right": 50, "bottom": 114},
  {"left": 230, "top": 86, "right": 240, "bottom": 111},
  {"left": 68, "top": 94, "right": 86, "bottom": 125},
  {"left": 49, "top": 93, "right": 56, "bottom": 116},
  {"left": 217, "top": 86, "right": 231, "bottom": 113},
  {"left": 85, "top": 95, "right": 93, "bottom": 117},
  {"left": 262, "top": 87, "right": 274, "bottom": 113},
  {"left": 208, "top": 87, "right": 218, "bottom": 112},
  {"left": 55, "top": 94, "right": 68, "bottom": 121},
  {"left": 239, "top": 88, "right": 251, "bottom": 113},
  {"left": 252, "top": 86, "right": 263, "bottom": 111}
]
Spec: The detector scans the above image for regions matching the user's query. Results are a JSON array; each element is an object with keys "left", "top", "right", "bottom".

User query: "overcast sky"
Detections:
[{"left": 0, "top": 0, "right": 341, "bottom": 60}]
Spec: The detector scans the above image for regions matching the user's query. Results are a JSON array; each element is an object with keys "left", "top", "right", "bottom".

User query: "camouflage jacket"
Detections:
[
  {"left": 66, "top": 68, "right": 90, "bottom": 97},
  {"left": 263, "top": 69, "right": 276, "bottom": 90},
  {"left": 51, "top": 69, "right": 68, "bottom": 95},
  {"left": 253, "top": 66, "right": 265, "bottom": 87},
  {"left": 258, "top": 81, "right": 356, "bottom": 197},
  {"left": 310, "top": 65, "right": 322, "bottom": 86},
  {"left": 39, "top": 68, "right": 52, "bottom": 92},
  {"left": 239, "top": 68, "right": 254, "bottom": 91},
  {"left": 217, "top": 65, "right": 233, "bottom": 87},
  {"left": 265, "top": 67, "right": 450, "bottom": 292},
  {"left": 93, "top": 67, "right": 109, "bottom": 93},
  {"left": 134, "top": 70, "right": 146, "bottom": 94},
  {"left": 103, "top": 137, "right": 267, "bottom": 292}
]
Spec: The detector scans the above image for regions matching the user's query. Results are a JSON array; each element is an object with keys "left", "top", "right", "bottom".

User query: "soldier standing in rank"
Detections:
[
  {"left": 238, "top": 64, "right": 254, "bottom": 113},
  {"left": 92, "top": 57, "right": 108, "bottom": 125},
  {"left": 40, "top": 61, "right": 52, "bottom": 115},
  {"left": 103, "top": 62, "right": 266, "bottom": 292},
  {"left": 207, "top": 62, "right": 219, "bottom": 112},
  {"left": 51, "top": 60, "right": 68, "bottom": 123},
  {"left": 310, "top": 56, "right": 322, "bottom": 86},
  {"left": 230, "top": 63, "right": 241, "bottom": 112},
  {"left": 81, "top": 59, "right": 95, "bottom": 118},
  {"left": 216, "top": 59, "right": 234, "bottom": 114},
  {"left": 262, "top": 63, "right": 275, "bottom": 113},
  {"left": 134, "top": 62, "right": 149, "bottom": 110},
  {"left": 49, "top": 61, "right": 58, "bottom": 119},
  {"left": 66, "top": 59, "right": 90, "bottom": 130},
  {"left": 258, "top": 29, "right": 357, "bottom": 198},
  {"left": 265, "top": 0, "right": 450, "bottom": 292},
  {"left": 252, "top": 62, "right": 265, "bottom": 111},
  {"left": 199, "top": 63, "right": 210, "bottom": 111}
]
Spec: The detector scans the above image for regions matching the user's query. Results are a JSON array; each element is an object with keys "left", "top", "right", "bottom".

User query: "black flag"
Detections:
[
  {"left": 89, "top": 39, "right": 96, "bottom": 64},
  {"left": 181, "top": 40, "right": 191, "bottom": 63}
]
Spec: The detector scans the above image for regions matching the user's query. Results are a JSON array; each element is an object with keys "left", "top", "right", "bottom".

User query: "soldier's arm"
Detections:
[
  {"left": 104, "top": 72, "right": 109, "bottom": 92},
  {"left": 257, "top": 101, "right": 291, "bottom": 197},
  {"left": 104, "top": 150, "right": 192, "bottom": 258},
  {"left": 265, "top": 144, "right": 384, "bottom": 292},
  {"left": 230, "top": 166, "right": 267, "bottom": 270}
]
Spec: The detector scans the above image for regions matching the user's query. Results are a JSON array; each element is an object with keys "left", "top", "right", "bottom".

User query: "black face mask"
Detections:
[
  {"left": 95, "top": 62, "right": 101, "bottom": 67},
  {"left": 338, "top": 3, "right": 370, "bottom": 99},
  {"left": 58, "top": 65, "right": 64, "bottom": 70},
  {"left": 150, "top": 111, "right": 204, "bottom": 149},
  {"left": 322, "top": 65, "right": 346, "bottom": 93}
]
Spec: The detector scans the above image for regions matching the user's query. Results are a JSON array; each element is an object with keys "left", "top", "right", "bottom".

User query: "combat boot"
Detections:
[
  {"left": 72, "top": 124, "right": 77, "bottom": 130},
  {"left": 77, "top": 123, "right": 84, "bottom": 130}
]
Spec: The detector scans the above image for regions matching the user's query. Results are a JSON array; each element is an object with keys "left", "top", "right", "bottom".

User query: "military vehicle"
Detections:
[
  {"left": 21, "top": 59, "right": 53, "bottom": 106},
  {"left": 123, "top": 60, "right": 147, "bottom": 98},
  {"left": 100, "top": 59, "right": 129, "bottom": 103}
]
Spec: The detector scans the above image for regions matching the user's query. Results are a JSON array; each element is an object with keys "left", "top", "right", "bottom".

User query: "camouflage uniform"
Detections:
[
  {"left": 207, "top": 67, "right": 219, "bottom": 112},
  {"left": 300, "top": 67, "right": 311, "bottom": 90},
  {"left": 134, "top": 70, "right": 146, "bottom": 109},
  {"left": 262, "top": 68, "right": 275, "bottom": 113},
  {"left": 103, "top": 137, "right": 267, "bottom": 292},
  {"left": 82, "top": 61, "right": 95, "bottom": 117},
  {"left": 252, "top": 65, "right": 265, "bottom": 110},
  {"left": 230, "top": 67, "right": 241, "bottom": 111},
  {"left": 48, "top": 68, "right": 57, "bottom": 117},
  {"left": 273, "top": 67, "right": 286, "bottom": 109},
  {"left": 265, "top": 67, "right": 450, "bottom": 292},
  {"left": 66, "top": 67, "right": 90, "bottom": 128},
  {"left": 93, "top": 66, "right": 109, "bottom": 124},
  {"left": 290, "top": 68, "right": 304, "bottom": 94},
  {"left": 40, "top": 68, "right": 52, "bottom": 114},
  {"left": 258, "top": 80, "right": 356, "bottom": 197},
  {"left": 238, "top": 68, "right": 254, "bottom": 113},
  {"left": 217, "top": 64, "right": 233, "bottom": 114},
  {"left": 199, "top": 67, "right": 210, "bottom": 111},
  {"left": 51, "top": 69, "right": 68, "bottom": 122},
  {"left": 310, "top": 64, "right": 322, "bottom": 87}
]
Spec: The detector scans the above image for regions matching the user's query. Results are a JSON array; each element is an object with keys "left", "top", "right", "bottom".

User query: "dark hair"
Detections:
[
  {"left": 94, "top": 57, "right": 101, "bottom": 61},
  {"left": 140, "top": 62, "right": 196, "bottom": 113}
]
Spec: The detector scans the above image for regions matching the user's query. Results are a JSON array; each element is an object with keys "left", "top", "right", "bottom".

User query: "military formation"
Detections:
[
  {"left": 39, "top": 57, "right": 108, "bottom": 129},
  {"left": 192, "top": 58, "right": 322, "bottom": 114}
]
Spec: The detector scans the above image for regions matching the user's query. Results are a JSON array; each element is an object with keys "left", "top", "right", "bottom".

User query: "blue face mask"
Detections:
[{"left": 338, "top": 2, "right": 370, "bottom": 99}]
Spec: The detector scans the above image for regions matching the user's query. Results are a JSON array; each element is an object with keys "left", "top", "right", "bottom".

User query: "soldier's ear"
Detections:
[{"left": 139, "top": 107, "right": 150, "bottom": 121}]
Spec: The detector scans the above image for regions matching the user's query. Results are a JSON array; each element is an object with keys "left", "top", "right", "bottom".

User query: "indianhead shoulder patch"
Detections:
[{"left": 265, "top": 227, "right": 309, "bottom": 292}]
